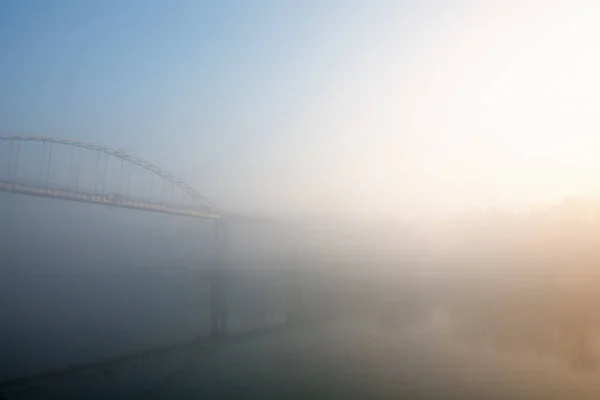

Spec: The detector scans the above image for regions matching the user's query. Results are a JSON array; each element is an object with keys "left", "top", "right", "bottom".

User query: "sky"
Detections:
[{"left": 2, "top": 1, "right": 600, "bottom": 221}]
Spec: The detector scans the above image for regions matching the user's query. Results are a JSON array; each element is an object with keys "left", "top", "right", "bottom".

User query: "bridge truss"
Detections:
[{"left": 0, "top": 136, "right": 222, "bottom": 220}]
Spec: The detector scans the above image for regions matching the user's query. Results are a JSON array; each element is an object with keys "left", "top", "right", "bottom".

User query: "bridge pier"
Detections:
[
  {"left": 209, "top": 219, "right": 229, "bottom": 339},
  {"left": 286, "top": 235, "right": 304, "bottom": 326}
]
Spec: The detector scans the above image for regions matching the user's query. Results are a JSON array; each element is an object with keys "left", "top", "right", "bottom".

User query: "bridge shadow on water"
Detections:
[
  {"left": 7, "top": 310, "right": 600, "bottom": 400},
  {"left": 1, "top": 318, "right": 370, "bottom": 400},
  {"left": 1, "top": 315, "right": 447, "bottom": 400}
]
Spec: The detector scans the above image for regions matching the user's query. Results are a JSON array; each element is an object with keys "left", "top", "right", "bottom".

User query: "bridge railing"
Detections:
[{"left": 0, "top": 136, "right": 222, "bottom": 219}]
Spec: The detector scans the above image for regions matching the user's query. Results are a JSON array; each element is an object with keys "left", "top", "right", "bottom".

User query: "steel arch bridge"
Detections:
[{"left": 0, "top": 136, "right": 223, "bottom": 220}]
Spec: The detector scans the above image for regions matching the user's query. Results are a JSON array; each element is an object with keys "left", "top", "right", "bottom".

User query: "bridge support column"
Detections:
[
  {"left": 210, "top": 219, "right": 229, "bottom": 339},
  {"left": 286, "top": 235, "right": 303, "bottom": 326}
]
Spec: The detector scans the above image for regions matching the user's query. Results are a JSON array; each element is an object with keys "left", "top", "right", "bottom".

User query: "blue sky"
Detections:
[
  {"left": 0, "top": 0, "right": 431, "bottom": 217},
  {"left": 0, "top": 1, "right": 336, "bottom": 163},
  {"left": 4, "top": 1, "right": 597, "bottom": 220}
]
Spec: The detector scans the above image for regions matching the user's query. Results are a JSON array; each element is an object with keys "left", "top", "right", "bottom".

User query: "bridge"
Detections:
[
  {"left": 0, "top": 136, "right": 363, "bottom": 399},
  {"left": 0, "top": 136, "right": 222, "bottom": 220},
  {"left": 0, "top": 136, "right": 590, "bottom": 398}
]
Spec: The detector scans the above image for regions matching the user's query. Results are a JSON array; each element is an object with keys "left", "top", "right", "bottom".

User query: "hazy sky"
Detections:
[{"left": 2, "top": 1, "right": 600, "bottom": 220}]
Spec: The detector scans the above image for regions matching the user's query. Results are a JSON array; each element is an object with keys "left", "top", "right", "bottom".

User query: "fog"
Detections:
[
  {"left": 204, "top": 1, "right": 600, "bottom": 221},
  {"left": 5, "top": 1, "right": 600, "bottom": 399},
  {"left": 5, "top": 193, "right": 600, "bottom": 398}
]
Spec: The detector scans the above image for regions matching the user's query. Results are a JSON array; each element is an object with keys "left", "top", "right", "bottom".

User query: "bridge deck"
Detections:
[{"left": 0, "top": 181, "right": 222, "bottom": 220}]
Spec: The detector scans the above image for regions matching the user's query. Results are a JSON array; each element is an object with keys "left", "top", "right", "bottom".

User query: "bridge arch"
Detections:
[{"left": 0, "top": 136, "right": 222, "bottom": 219}]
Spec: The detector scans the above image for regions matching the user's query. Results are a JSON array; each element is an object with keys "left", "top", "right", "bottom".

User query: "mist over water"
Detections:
[
  {"left": 5, "top": 1, "right": 600, "bottom": 398},
  {"left": 5, "top": 191, "right": 600, "bottom": 399}
]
